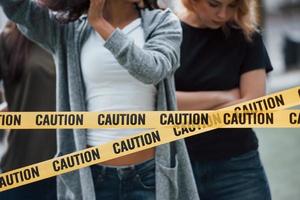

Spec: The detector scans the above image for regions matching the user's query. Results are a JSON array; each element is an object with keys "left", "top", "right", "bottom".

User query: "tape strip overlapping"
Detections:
[{"left": 0, "top": 86, "right": 299, "bottom": 191}]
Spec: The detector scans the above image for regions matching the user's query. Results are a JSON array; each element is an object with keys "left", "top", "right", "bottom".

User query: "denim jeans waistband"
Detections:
[{"left": 91, "top": 158, "right": 155, "bottom": 179}]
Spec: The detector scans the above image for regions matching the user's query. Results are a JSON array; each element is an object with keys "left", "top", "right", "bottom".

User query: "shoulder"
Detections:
[
  {"left": 229, "top": 26, "right": 263, "bottom": 45},
  {"left": 242, "top": 31, "right": 266, "bottom": 53},
  {"left": 226, "top": 27, "right": 246, "bottom": 42},
  {"left": 141, "top": 8, "right": 178, "bottom": 21},
  {"left": 140, "top": 8, "right": 181, "bottom": 32},
  {"left": 248, "top": 31, "right": 264, "bottom": 46}
]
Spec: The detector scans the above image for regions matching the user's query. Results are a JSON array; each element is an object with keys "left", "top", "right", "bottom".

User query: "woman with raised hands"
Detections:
[{"left": 0, "top": 0, "right": 199, "bottom": 199}]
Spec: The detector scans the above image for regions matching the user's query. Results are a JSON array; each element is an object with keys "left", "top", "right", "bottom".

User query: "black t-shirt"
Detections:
[{"left": 175, "top": 22, "right": 273, "bottom": 161}]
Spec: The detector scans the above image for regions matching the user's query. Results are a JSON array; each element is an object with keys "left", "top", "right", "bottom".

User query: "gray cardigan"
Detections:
[{"left": 0, "top": 1, "right": 199, "bottom": 200}]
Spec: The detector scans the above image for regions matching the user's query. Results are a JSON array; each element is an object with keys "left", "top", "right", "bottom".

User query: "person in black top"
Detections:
[
  {"left": 0, "top": 21, "right": 57, "bottom": 200},
  {"left": 175, "top": 0, "right": 272, "bottom": 199}
]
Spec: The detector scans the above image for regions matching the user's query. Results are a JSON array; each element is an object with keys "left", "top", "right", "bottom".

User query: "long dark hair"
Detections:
[
  {"left": 0, "top": 21, "right": 32, "bottom": 83},
  {"left": 38, "top": 0, "right": 159, "bottom": 23}
]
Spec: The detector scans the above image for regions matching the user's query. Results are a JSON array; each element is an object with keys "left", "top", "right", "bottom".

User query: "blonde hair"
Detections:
[{"left": 181, "top": 0, "right": 259, "bottom": 41}]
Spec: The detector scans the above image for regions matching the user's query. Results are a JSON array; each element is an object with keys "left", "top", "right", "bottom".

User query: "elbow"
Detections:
[
  {"left": 134, "top": 72, "right": 163, "bottom": 85},
  {"left": 242, "top": 91, "right": 266, "bottom": 101},
  {"left": 126, "top": 52, "right": 176, "bottom": 84},
  {"left": 132, "top": 64, "right": 170, "bottom": 85},
  {"left": 240, "top": 95, "right": 264, "bottom": 102}
]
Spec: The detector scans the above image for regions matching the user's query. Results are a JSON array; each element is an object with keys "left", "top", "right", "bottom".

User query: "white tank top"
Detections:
[{"left": 81, "top": 18, "right": 157, "bottom": 146}]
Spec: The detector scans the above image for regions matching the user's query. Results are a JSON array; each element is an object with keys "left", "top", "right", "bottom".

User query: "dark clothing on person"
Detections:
[
  {"left": 0, "top": 37, "right": 57, "bottom": 171},
  {"left": 175, "top": 22, "right": 273, "bottom": 161},
  {"left": 91, "top": 159, "right": 155, "bottom": 200},
  {"left": 191, "top": 150, "right": 271, "bottom": 200},
  {"left": 0, "top": 34, "right": 57, "bottom": 199},
  {"left": 0, "top": 177, "right": 57, "bottom": 200}
]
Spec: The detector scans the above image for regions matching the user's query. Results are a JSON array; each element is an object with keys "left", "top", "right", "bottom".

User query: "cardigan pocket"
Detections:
[
  {"left": 156, "top": 154, "right": 179, "bottom": 200},
  {"left": 57, "top": 175, "right": 77, "bottom": 200}
]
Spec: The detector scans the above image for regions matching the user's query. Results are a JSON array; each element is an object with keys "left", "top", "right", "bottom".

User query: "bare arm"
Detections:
[
  {"left": 176, "top": 69, "right": 266, "bottom": 110},
  {"left": 88, "top": 0, "right": 182, "bottom": 84},
  {"left": 215, "top": 69, "right": 266, "bottom": 109},
  {"left": 88, "top": 0, "right": 114, "bottom": 40},
  {"left": 176, "top": 89, "right": 240, "bottom": 110}
]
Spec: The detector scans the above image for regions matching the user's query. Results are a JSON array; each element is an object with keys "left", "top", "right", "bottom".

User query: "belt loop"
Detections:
[{"left": 117, "top": 165, "right": 135, "bottom": 180}]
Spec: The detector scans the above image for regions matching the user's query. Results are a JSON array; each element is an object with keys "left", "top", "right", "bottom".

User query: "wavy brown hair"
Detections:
[
  {"left": 38, "top": 0, "right": 159, "bottom": 23},
  {"left": 0, "top": 21, "right": 32, "bottom": 83},
  {"left": 181, "top": 0, "right": 258, "bottom": 41}
]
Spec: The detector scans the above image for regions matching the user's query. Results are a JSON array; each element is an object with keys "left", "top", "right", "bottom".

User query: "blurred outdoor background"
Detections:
[
  {"left": 253, "top": 1, "right": 300, "bottom": 200},
  {"left": 1, "top": 0, "right": 300, "bottom": 199}
]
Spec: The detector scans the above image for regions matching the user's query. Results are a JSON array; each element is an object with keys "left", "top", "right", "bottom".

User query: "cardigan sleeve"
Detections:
[
  {"left": 104, "top": 9, "right": 182, "bottom": 85},
  {"left": 0, "top": 0, "right": 61, "bottom": 53}
]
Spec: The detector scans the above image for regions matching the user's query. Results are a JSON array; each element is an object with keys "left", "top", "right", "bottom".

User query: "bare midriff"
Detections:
[{"left": 91, "top": 147, "right": 155, "bottom": 166}]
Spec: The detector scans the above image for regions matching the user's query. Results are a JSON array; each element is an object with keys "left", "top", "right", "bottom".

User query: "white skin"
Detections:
[{"left": 177, "top": 0, "right": 267, "bottom": 110}]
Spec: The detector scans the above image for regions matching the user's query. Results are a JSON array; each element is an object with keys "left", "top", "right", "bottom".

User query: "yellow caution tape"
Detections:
[
  {"left": 0, "top": 86, "right": 299, "bottom": 129},
  {"left": 0, "top": 86, "right": 299, "bottom": 191},
  {"left": 0, "top": 110, "right": 300, "bottom": 129}
]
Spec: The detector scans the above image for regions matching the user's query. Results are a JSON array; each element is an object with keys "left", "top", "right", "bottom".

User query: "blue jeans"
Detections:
[
  {"left": 191, "top": 150, "right": 272, "bottom": 200},
  {"left": 0, "top": 177, "right": 57, "bottom": 200},
  {"left": 91, "top": 159, "right": 155, "bottom": 200}
]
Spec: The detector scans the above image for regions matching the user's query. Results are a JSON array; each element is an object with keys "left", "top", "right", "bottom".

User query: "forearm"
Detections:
[
  {"left": 216, "top": 70, "right": 267, "bottom": 109},
  {"left": 103, "top": 11, "right": 182, "bottom": 84},
  {"left": 91, "top": 18, "right": 115, "bottom": 40},
  {"left": 215, "top": 97, "right": 252, "bottom": 109},
  {"left": 215, "top": 93, "right": 266, "bottom": 109},
  {"left": 87, "top": 1, "right": 181, "bottom": 84},
  {"left": 176, "top": 90, "right": 236, "bottom": 110}
]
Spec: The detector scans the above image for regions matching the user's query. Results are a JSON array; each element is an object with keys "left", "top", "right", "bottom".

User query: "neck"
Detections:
[
  {"left": 180, "top": 9, "right": 206, "bottom": 28},
  {"left": 103, "top": 0, "right": 139, "bottom": 28}
]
